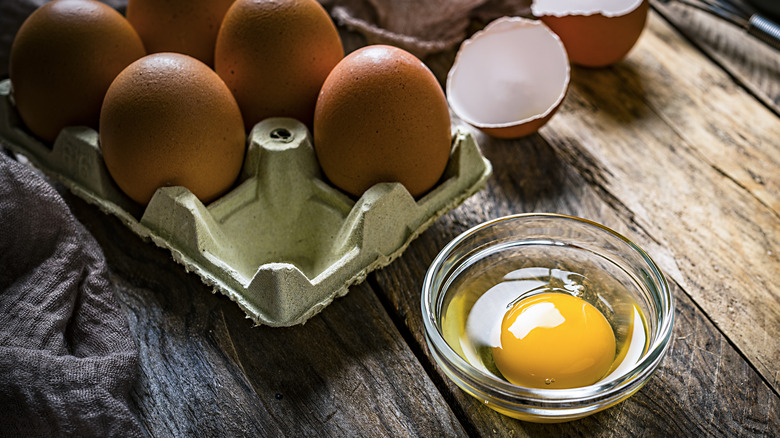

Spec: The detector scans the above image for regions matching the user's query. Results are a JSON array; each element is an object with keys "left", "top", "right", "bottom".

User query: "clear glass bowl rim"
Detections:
[{"left": 421, "top": 213, "right": 675, "bottom": 413}]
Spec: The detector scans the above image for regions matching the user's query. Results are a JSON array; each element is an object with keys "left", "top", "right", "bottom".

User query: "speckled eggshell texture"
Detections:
[
  {"left": 313, "top": 45, "right": 452, "bottom": 198},
  {"left": 214, "top": 0, "right": 344, "bottom": 129},
  {"left": 99, "top": 53, "right": 246, "bottom": 206},
  {"left": 9, "top": 0, "right": 145, "bottom": 143},
  {"left": 126, "top": 0, "right": 236, "bottom": 67}
]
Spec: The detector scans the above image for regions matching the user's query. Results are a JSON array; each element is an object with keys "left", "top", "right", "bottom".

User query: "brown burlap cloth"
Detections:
[
  {"left": 0, "top": 0, "right": 529, "bottom": 436},
  {"left": 322, "top": 0, "right": 531, "bottom": 57}
]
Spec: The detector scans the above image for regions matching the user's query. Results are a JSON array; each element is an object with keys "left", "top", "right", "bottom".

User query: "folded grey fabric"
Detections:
[{"left": 0, "top": 152, "right": 142, "bottom": 437}]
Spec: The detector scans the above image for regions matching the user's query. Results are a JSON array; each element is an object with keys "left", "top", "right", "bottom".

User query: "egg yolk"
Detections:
[{"left": 492, "top": 292, "right": 616, "bottom": 389}]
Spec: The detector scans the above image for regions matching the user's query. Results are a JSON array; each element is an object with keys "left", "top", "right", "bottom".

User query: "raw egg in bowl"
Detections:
[{"left": 421, "top": 213, "right": 674, "bottom": 422}]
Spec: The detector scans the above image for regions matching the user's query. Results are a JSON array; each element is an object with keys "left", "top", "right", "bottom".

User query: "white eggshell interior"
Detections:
[
  {"left": 446, "top": 17, "right": 569, "bottom": 128},
  {"left": 532, "top": 0, "right": 644, "bottom": 17}
]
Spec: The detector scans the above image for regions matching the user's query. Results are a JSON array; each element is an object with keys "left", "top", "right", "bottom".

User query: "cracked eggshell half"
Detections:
[
  {"left": 446, "top": 17, "right": 570, "bottom": 139},
  {"left": 532, "top": 0, "right": 649, "bottom": 68}
]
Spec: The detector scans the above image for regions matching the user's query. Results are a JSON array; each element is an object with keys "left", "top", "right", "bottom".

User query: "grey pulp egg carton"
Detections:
[{"left": 0, "top": 78, "right": 492, "bottom": 326}]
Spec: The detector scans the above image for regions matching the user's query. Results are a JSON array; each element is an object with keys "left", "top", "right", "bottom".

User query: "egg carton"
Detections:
[{"left": 0, "top": 78, "right": 492, "bottom": 326}]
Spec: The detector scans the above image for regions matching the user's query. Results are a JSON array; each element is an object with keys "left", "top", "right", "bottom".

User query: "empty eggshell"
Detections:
[
  {"left": 532, "top": 0, "right": 649, "bottom": 67},
  {"left": 446, "top": 17, "right": 570, "bottom": 139}
]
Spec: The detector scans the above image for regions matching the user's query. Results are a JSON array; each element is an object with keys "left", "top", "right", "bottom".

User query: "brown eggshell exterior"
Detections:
[
  {"left": 540, "top": 0, "right": 649, "bottom": 68},
  {"left": 99, "top": 53, "right": 246, "bottom": 206},
  {"left": 126, "top": 0, "right": 235, "bottom": 67},
  {"left": 476, "top": 104, "right": 562, "bottom": 139},
  {"left": 313, "top": 45, "right": 452, "bottom": 198},
  {"left": 214, "top": 0, "right": 344, "bottom": 129},
  {"left": 9, "top": 0, "right": 146, "bottom": 143}
]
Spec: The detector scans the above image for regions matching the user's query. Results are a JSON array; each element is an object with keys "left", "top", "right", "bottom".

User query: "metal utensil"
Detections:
[{"left": 660, "top": 0, "right": 780, "bottom": 50}]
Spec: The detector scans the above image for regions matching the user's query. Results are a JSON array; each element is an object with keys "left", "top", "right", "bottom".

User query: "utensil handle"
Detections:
[{"left": 748, "top": 14, "right": 780, "bottom": 50}]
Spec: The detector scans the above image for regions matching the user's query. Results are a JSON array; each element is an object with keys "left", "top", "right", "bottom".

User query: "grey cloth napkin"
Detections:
[
  {"left": 0, "top": 1, "right": 529, "bottom": 435},
  {"left": 0, "top": 152, "right": 142, "bottom": 437},
  {"left": 0, "top": 1, "right": 141, "bottom": 435}
]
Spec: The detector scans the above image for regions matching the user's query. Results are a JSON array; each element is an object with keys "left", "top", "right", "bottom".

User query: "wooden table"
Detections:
[{"left": 32, "top": 2, "right": 780, "bottom": 436}]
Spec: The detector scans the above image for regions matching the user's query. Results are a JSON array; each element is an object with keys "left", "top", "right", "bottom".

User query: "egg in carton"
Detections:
[{"left": 0, "top": 79, "right": 492, "bottom": 326}]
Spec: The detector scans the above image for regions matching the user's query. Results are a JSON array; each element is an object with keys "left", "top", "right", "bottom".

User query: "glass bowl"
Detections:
[{"left": 421, "top": 213, "right": 674, "bottom": 423}]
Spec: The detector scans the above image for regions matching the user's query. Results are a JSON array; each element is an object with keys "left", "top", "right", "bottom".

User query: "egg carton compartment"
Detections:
[{"left": 0, "top": 78, "right": 492, "bottom": 326}]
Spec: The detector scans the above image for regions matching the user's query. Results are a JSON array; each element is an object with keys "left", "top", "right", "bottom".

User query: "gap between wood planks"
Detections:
[
  {"left": 649, "top": 2, "right": 780, "bottom": 118},
  {"left": 542, "top": 94, "right": 779, "bottom": 400},
  {"left": 547, "top": 13, "right": 779, "bottom": 397},
  {"left": 543, "top": 126, "right": 780, "bottom": 400},
  {"left": 560, "top": 154, "right": 780, "bottom": 401},
  {"left": 365, "top": 274, "right": 481, "bottom": 437},
  {"left": 649, "top": 3, "right": 780, "bottom": 217}
]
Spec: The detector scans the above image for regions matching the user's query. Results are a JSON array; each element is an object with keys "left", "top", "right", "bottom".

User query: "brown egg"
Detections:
[
  {"left": 100, "top": 53, "right": 246, "bottom": 206},
  {"left": 532, "top": 0, "right": 649, "bottom": 68},
  {"left": 214, "top": 0, "right": 343, "bottom": 129},
  {"left": 126, "top": 0, "right": 235, "bottom": 67},
  {"left": 9, "top": 0, "right": 145, "bottom": 143},
  {"left": 313, "top": 45, "right": 452, "bottom": 198}
]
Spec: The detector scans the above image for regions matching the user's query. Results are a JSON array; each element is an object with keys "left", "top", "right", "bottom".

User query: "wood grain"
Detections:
[
  {"left": 370, "top": 6, "right": 779, "bottom": 436},
  {"left": 651, "top": 0, "right": 780, "bottom": 114},
  {"left": 2, "top": 3, "right": 773, "bottom": 436},
  {"left": 645, "top": 5, "right": 780, "bottom": 214},
  {"left": 62, "top": 190, "right": 468, "bottom": 437},
  {"left": 542, "top": 12, "right": 780, "bottom": 394},
  {"left": 374, "top": 123, "right": 779, "bottom": 436}
]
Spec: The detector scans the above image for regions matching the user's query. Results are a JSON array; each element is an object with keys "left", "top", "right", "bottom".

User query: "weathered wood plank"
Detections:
[
  {"left": 376, "top": 130, "right": 780, "bottom": 436},
  {"left": 650, "top": 0, "right": 780, "bottom": 114},
  {"left": 3, "top": 3, "right": 773, "bottom": 436},
  {"left": 542, "top": 12, "right": 780, "bottom": 393},
  {"left": 374, "top": 127, "right": 779, "bottom": 436},
  {"left": 630, "top": 7, "right": 780, "bottom": 214},
  {"left": 61, "top": 189, "right": 468, "bottom": 437}
]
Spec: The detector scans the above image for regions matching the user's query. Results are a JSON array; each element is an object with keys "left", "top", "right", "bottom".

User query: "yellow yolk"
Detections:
[{"left": 492, "top": 292, "right": 616, "bottom": 389}]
